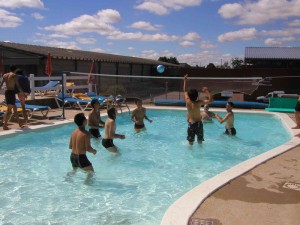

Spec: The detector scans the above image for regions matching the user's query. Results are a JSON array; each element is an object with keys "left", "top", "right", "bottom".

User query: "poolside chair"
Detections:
[
  {"left": 55, "top": 93, "right": 92, "bottom": 111},
  {"left": 66, "top": 82, "right": 75, "bottom": 94},
  {"left": 15, "top": 100, "right": 51, "bottom": 118},
  {"left": 35, "top": 80, "right": 60, "bottom": 96},
  {"left": 72, "top": 93, "right": 92, "bottom": 100},
  {"left": 0, "top": 104, "right": 29, "bottom": 121}
]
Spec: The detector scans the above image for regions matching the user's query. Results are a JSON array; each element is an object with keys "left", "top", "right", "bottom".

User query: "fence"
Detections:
[{"left": 28, "top": 74, "right": 93, "bottom": 100}]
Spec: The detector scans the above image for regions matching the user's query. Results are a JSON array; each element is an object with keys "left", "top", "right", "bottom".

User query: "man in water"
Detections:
[
  {"left": 102, "top": 107, "right": 125, "bottom": 154},
  {"left": 183, "top": 74, "right": 213, "bottom": 144},
  {"left": 215, "top": 102, "right": 236, "bottom": 135},
  {"left": 69, "top": 113, "right": 97, "bottom": 174},
  {"left": 131, "top": 99, "right": 152, "bottom": 131},
  {"left": 0, "top": 66, "right": 25, "bottom": 130},
  {"left": 201, "top": 104, "right": 215, "bottom": 122},
  {"left": 88, "top": 99, "right": 105, "bottom": 139}
]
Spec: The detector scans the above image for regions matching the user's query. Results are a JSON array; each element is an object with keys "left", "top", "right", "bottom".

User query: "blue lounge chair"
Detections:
[
  {"left": 35, "top": 80, "right": 60, "bottom": 96},
  {"left": 55, "top": 94, "right": 91, "bottom": 111},
  {"left": 15, "top": 100, "right": 51, "bottom": 118}
]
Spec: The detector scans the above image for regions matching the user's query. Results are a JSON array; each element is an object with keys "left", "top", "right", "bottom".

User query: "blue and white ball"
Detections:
[{"left": 157, "top": 65, "right": 165, "bottom": 73}]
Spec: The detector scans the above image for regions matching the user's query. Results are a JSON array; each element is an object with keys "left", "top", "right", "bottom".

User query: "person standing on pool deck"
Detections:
[
  {"left": 0, "top": 66, "right": 25, "bottom": 130},
  {"left": 292, "top": 95, "right": 300, "bottom": 129},
  {"left": 131, "top": 99, "right": 152, "bottom": 131},
  {"left": 184, "top": 74, "right": 213, "bottom": 145},
  {"left": 88, "top": 99, "right": 105, "bottom": 139},
  {"left": 69, "top": 113, "right": 97, "bottom": 174},
  {"left": 102, "top": 107, "right": 125, "bottom": 154},
  {"left": 215, "top": 102, "right": 236, "bottom": 135}
]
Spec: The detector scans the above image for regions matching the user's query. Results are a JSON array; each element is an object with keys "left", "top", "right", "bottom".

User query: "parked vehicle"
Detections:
[{"left": 256, "top": 91, "right": 285, "bottom": 103}]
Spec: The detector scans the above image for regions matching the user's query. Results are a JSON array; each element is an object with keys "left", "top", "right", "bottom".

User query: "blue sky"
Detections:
[{"left": 1, "top": 0, "right": 300, "bottom": 66}]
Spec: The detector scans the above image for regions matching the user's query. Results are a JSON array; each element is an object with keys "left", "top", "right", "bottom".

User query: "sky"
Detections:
[{"left": 0, "top": 0, "right": 300, "bottom": 67}]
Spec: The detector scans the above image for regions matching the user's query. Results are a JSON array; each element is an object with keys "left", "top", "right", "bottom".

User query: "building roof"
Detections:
[
  {"left": 0, "top": 41, "right": 178, "bottom": 66},
  {"left": 245, "top": 47, "right": 300, "bottom": 60}
]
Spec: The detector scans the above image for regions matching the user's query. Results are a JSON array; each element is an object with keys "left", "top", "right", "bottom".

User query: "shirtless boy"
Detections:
[
  {"left": 215, "top": 102, "right": 236, "bottom": 135},
  {"left": 0, "top": 66, "right": 25, "bottom": 130},
  {"left": 184, "top": 74, "right": 213, "bottom": 144},
  {"left": 88, "top": 99, "right": 105, "bottom": 139},
  {"left": 102, "top": 107, "right": 125, "bottom": 154},
  {"left": 69, "top": 113, "right": 97, "bottom": 173},
  {"left": 202, "top": 104, "right": 215, "bottom": 122},
  {"left": 131, "top": 99, "right": 152, "bottom": 131}
]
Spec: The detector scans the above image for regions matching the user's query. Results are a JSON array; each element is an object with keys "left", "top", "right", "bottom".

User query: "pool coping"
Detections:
[{"left": 158, "top": 107, "right": 300, "bottom": 225}]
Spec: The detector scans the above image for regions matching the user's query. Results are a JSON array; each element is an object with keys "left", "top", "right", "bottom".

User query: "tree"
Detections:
[
  {"left": 206, "top": 63, "right": 216, "bottom": 69},
  {"left": 231, "top": 57, "right": 244, "bottom": 69},
  {"left": 158, "top": 56, "right": 179, "bottom": 65}
]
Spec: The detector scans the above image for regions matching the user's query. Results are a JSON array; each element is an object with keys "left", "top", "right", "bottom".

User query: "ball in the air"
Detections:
[{"left": 157, "top": 65, "right": 165, "bottom": 73}]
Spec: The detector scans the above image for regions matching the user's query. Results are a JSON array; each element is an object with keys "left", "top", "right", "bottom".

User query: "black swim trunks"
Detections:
[
  {"left": 295, "top": 101, "right": 300, "bottom": 112},
  {"left": 225, "top": 127, "right": 237, "bottom": 136},
  {"left": 5, "top": 90, "right": 16, "bottom": 105},
  {"left": 102, "top": 138, "right": 115, "bottom": 148},
  {"left": 70, "top": 153, "right": 92, "bottom": 168},
  {"left": 134, "top": 123, "right": 145, "bottom": 130},
  {"left": 89, "top": 128, "right": 101, "bottom": 138},
  {"left": 187, "top": 121, "right": 204, "bottom": 143}
]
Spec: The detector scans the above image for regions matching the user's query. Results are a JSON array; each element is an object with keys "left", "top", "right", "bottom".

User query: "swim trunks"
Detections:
[
  {"left": 89, "top": 128, "right": 101, "bottom": 138},
  {"left": 70, "top": 153, "right": 92, "bottom": 168},
  {"left": 295, "top": 101, "right": 300, "bottom": 112},
  {"left": 102, "top": 138, "right": 115, "bottom": 148},
  {"left": 134, "top": 123, "right": 145, "bottom": 130},
  {"left": 5, "top": 90, "right": 16, "bottom": 105},
  {"left": 225, "top": 127, "right": 236, "bottom": 136},
  {"left": 187, "top": 121, "right": 204, "bottom": 143}
]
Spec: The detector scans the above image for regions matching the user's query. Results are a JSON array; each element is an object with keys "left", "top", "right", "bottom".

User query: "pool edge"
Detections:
[{"left": 160, "top": 110, "right": 300, "bottom": 225}]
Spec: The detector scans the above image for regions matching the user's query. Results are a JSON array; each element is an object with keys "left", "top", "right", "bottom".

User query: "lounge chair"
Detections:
[
  {"left": 55, "top": 93, "right": 92, "bottom": 111},
  {"left": 15, "top": 100, "right": 51, "bottom": 118},
  {"left": 66, "top": 82, "right": 75, "bottom": 94},
  {"left": 35, "top": 80, "right": 60, "bottom": 96},
  {"left": 85, "top": 92, "right": 109, "bottom": 104},
  {"left": 72, "top": 93, "right": 92, "bottom": 100},
  {"left": 0, "top": 104, "right": 29, "bottom": 121}
]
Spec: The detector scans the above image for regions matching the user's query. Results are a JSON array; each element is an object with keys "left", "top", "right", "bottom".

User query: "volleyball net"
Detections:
[{"left": 68, "top": 72, "right": 263, "bottom": 101}]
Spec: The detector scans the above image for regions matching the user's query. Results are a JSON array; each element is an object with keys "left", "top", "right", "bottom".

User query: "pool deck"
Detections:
[{"left": 1, "top": 104, "right": 300, "bottom": 225}]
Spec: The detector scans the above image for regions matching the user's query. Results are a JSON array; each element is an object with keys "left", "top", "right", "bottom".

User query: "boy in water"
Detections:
[
  {"left": 201, "top": 104, "right": 215, "bottom": 122},
  {"left": 131, "top": 99, "right": 152, "bottom": 131},
  {"left": 102, "top": 107, "right": 125, "bottom": 154},
  {"left": 184, "top": 74, "right": 213, "bottom": 145},
  {"left": 215, "top": 102, "right": 236, "bottom": 135},
  {"left": 88, "top": 99, "right": 105, "bottom": 139},
  {"left": 0, "top": 66, "right": 25, "bottom": 130},
  {"left": 69, "top": 113, "right": 97, "bottom": 174}
]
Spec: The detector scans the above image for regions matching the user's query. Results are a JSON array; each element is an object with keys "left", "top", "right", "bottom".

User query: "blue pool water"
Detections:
[{"left": 0, "top": 109, "right": 291, "bottom": 225}]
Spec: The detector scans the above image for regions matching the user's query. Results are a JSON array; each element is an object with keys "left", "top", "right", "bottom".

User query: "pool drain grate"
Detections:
[
  {"left": 191, "top": 219, "right": 213, "bottom": 225},
  {"left": 283, "top": 182, "right": 300, "bottom": 191}
]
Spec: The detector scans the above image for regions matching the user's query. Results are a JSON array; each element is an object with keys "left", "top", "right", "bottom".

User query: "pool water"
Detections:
[{"left": 0, "top": 109, "right": 291, "bottom": 225}]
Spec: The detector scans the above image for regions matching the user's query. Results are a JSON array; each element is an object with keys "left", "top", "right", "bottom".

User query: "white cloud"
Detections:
[
  {"left": 135, "top": 0, "right": 202, "bottom": 15},
  {"left": 128, "top": 47, "right": 134, "bottom": 50},
  {"left": 90, "top": 48, "right": 105, "bottom": 53},
  {"left": 218, "top": 28, "right": 258, "bottom": 42},
  {"left": 0, "top": 0, "right": 44, "bottom": 8},
  {"left": 288, "top": 19, "right": 300, "bottom": 27},
  {"left": 31, "top": 12, "right": 44, "bottom": 20},
  {"left": 44, "top": 9, "right": 121, "bottom": 35},
  {"left": 200, "top": 40, "right": 217, "bottom": 49},
  {"left": 219, "top": 0, "right": 300, "bottom": 25},
  {"left": 0, "top": 9, "right": 23, "bottom": 28},
  {"left": 182, "top": 32, "right": 201, "bottom": 41},
  {"left": 129, "top": 21, "right": 162, "bottom": 31},
  {"left": 76, "top": 37, "right": 97, "bottom": 45},
  {"left": 179, "top": 41, "right": 194, "bottom": 46},
  {"left": 264, "top": 37, "right": 296, "bottom": 46},
  {"left": 261, "top": 28, "right": 300, "bottom": 37},
  {"left": 32, "top": 39, "right": 81, "bottom": 50}
]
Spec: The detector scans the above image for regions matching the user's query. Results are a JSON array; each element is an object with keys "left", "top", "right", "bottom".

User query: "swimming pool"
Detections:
[{"left": 0, "top": 109, "right": 291, "bottom": 225}]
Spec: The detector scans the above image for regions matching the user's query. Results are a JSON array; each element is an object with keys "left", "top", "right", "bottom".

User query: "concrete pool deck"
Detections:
[{"left": 1, "top": 105, "right": 300, "bottom": 225}]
